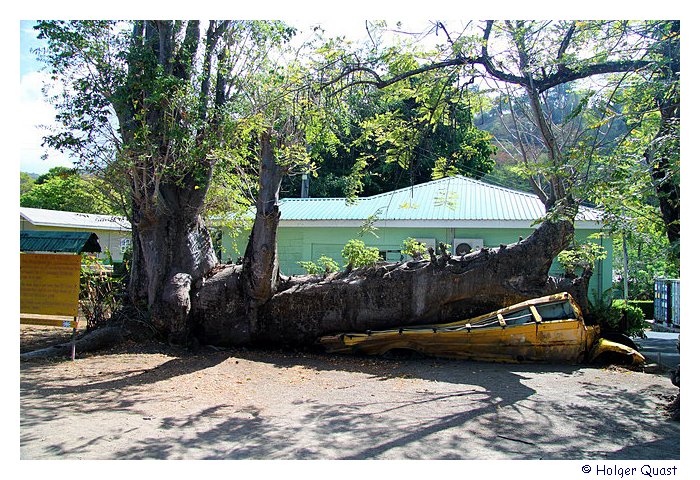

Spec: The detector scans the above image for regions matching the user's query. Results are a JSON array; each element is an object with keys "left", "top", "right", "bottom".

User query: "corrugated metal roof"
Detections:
[
  {"left": 20, "top": 231, "right": 102, "bottom": 253},
  {"left": 279, "top": 176, "right": 601, "bottom": 223},
  {"left": 20, "top": 207, "right": 131, "bottom": 231}
]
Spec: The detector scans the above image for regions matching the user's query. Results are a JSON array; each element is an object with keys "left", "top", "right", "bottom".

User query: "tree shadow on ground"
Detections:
[{"left": 20, "top": 345, "right": 679, "bottom": 460}]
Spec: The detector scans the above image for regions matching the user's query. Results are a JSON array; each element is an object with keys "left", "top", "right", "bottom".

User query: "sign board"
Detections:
[{"left": 20, "top": 253, "right": 81, "bottom": 317}]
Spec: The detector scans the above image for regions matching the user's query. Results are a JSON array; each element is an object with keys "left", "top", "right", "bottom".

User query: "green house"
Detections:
[{"left": 223, "top": 176, "right": 613, "bottom": 300}]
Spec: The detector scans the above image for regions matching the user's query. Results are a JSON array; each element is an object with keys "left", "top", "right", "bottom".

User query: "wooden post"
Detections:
[{"left": 71, "top": 317, "right": 77, "bottom": 361}]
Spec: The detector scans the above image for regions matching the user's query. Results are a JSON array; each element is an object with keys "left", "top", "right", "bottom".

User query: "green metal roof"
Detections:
[
  {"left": 20, "top": 207, "right": 130, "bottom": 231},
  {"left": 20, "top": 231, "right": 102, "bottom": 254},
  {"left": 277, "top": 176, "right": 602, "bottom": 223}
]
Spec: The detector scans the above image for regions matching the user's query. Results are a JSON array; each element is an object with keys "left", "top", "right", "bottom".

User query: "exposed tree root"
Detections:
[{"left": 20, "top": 325, "right": 126, "bottom": 361}]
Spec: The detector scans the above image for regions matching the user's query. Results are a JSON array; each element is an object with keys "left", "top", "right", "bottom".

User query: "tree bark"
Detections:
[
  {"left": 191, "top": 217, "right": 582, "bottom": 347},
  {"left": 239, "top": 129, "right": 286, "bottom": 338},
  {"left": 241, "top": 130, "right": 284, "bottom": 306},
  {"left": 130, "top": 172, "right": 218, "bottom": 344}
]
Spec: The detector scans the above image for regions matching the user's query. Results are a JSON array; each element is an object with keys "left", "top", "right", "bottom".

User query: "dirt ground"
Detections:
[{"left": 19, "top": 325, "right": 680, "bottom": 461}]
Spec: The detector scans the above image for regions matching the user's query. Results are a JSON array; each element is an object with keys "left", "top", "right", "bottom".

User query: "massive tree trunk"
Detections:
[
  {"left": 119, "top": 21, "right": 223, "bottom": 343},
  {"left": 131, "top": 172, "right": 218, "bottom": 344},
  {"left": 190, "top": 215, "right": 584, "bottom": 348}
]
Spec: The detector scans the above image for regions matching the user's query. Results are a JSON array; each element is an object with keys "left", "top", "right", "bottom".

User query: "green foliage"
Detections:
[
  {"left": 557, "top": 238, "right": 608, "bottom": 276},
  {"left": 357, "top": 209, "right": 383, "bottom": 238},
  {"left": 298, "top": 255, "right": 340, "bottom": 275},
  {"left": 341, "top": 239, "right": 380, "bottom": 269},
  {"left": 612, "top": 233, "right": 678, "bottom": 300},
  {"left": 20, "top": 172, "right": 36, "bottom": 196},
  {"left": 20, "top": 168, "right": 118, "bottom": 214},
  {"left": 297, "top": 261, "right": 321, "bottom": 275},
  {"left": 317, "top": 255, "right": 340, "bottom": 274},
  {"left": 587, "top": 289, "right": 647, "bottom": 338},
  {"left": 431, "top": 126, "right": 497, "bottom": 181},
  {"left": 608, "top": 300, "right": 647, "bottom": 339},
  {"left": 35, "top": 166, "right": 75, "bottom": 185},
  {"left": 281, "top": 58, "right": 497, "bottom": 199},
  {"left": 33, "top": 20, "right": 302, "bottom": 230},
  {"left": 628, "top": 300, "right": 654, "bottom": 320},
  {"left": 401, "top": 237, "right": 427, "bottom": 260},
  {"left": 80, "top": 255, "right": 123, "bottom": 331}
]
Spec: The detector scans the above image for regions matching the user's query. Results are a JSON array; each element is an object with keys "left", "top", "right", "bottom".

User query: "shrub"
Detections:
[
  {"left": 80, "top": 256, "right": 122, "bottom": 331},
  {"left": 606, "top": 300, "right": 647, "bottom": 338},
  {"left": 298, "top": 255, "right": 340, "bottom": 275},
  {"left": 341, "top": 239, "right": 380, "bottom": 269},
  {"left": 587, "top": 290, "right": 647, "bottom": 338},
  {"left": 401, "top": 237, "right": 427, "bottom": 260},
  {"left": 298, "top": 261, "right": 322, "bottom": 275},
  {"left": 628, "top": 300, "right": 654, "bottom": 320},
  {"left": 317, "top": 255, "right": 340, "bottom": 274}
]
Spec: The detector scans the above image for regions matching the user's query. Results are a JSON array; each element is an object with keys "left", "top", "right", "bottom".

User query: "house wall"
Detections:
[
  {"left": 223, "top": 224, "right": 613, "bottom": 300},
  {"left": 19, "top": 219, "right": 131, "bottom": 263}
]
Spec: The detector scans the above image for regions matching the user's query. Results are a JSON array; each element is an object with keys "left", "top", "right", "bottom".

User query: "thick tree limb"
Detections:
[
  {"left": 20, "top": 326, "right": 125, "bottom": 361},
  {"left": 329, "top": 21, "right": 652, "bottom": 97},
  {"left": 192, "top": 218, "right": 579, "bottom": 347}
]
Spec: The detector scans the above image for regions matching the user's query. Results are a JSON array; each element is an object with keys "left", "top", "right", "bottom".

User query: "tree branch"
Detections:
[
  {"left": 556, "top": 22, "right": 576, "bottom": 67},
  {"left": 536, "top": 60, "right": 649, "bottom": 92}
]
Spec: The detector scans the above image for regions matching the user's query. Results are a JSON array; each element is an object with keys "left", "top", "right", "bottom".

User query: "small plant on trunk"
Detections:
[
  {"left": 341, "top": 239, "right": 380, "bottom": 270},
  {"left": 557, "top": 239, "right": 607, "bottom": 277},
  {"left": 401, "top": 237, "right": 428, "bottom": 260},
  {"left": 298, "top": 255, "right": 340, "bottom": 276}
]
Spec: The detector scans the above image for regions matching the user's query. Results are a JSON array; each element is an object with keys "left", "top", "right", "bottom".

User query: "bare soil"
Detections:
[{"left": 20, "top": 325, "right": 680, "bottom": 460}]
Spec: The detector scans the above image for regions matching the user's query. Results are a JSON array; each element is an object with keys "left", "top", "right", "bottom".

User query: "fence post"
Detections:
[{"left": 666, "top": 280, "right": 673, "bottom": 326}]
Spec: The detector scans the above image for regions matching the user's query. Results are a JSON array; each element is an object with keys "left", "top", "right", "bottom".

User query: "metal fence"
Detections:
[{"left": 654, "top": 279, "right": 680, "bottom": 327}]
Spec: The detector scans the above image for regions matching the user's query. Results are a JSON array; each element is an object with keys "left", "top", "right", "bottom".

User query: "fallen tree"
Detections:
[
  {"left": 31, "top": 21, "right": 677, "bottom": 352},
  {"left": 191, "top": 215, "right": 589, "bottom": 347}
]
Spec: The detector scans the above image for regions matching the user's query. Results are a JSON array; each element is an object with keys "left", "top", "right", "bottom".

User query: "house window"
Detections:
[
  {"left": 120, "top": 237, "right": 132, "bottom": 254},
  {"left": 380, "top": 249, "right": 403, "bottom": 262}
]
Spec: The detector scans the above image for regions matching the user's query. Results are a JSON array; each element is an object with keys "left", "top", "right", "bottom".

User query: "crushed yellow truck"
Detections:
[{"left": 319, "top": 292, "right": 645, "bottom": 365}]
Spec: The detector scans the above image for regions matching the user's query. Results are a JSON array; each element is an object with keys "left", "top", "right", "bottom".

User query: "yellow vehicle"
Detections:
[{"left": 319, "top": 292, "right": 644, "bottom": 365}]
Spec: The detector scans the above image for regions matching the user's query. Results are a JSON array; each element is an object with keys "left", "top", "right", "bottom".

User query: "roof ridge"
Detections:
[
  {"left": 452, "top": 175, "right": 543, "bottom": 200},
  {"left": 280, "top": 197, "right": 349, "bottom": 202},
  {"left": 279, "top": 175, "right": 544, "bottom": 204},
  {"left": 20, "top": 206, "right": 127, "bottom": 219}
]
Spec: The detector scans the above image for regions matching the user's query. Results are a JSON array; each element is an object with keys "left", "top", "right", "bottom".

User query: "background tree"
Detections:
[
  {"left": 281, "top": 73, "right": 497, "bottom": 198},
  {"left": 20, "top": 166, "right": 118, "bottom": 214},
  {"left": 20, "top": 172, "right": 36, "bottom": 196}
]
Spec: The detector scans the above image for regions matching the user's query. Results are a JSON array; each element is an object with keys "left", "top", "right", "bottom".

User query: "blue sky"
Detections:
[{"left": 20, "top": 20, "right": 75, "bottom": 175}]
